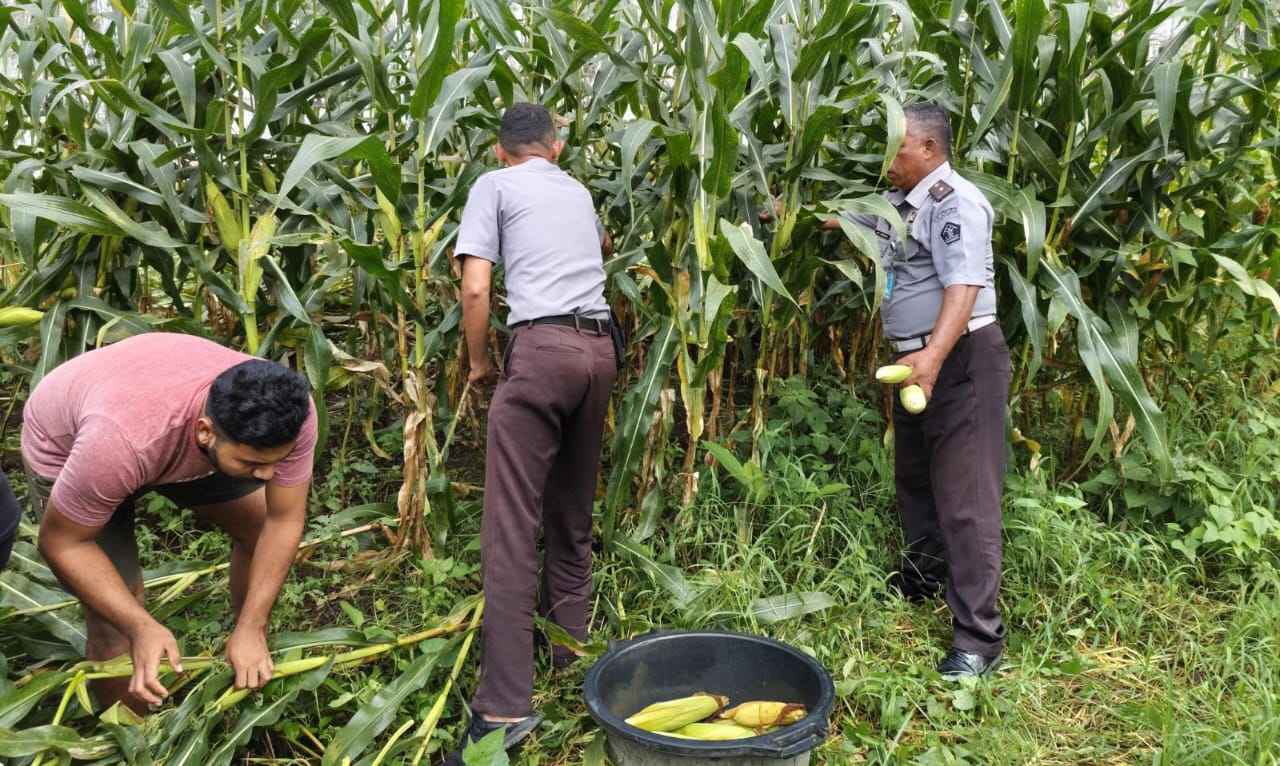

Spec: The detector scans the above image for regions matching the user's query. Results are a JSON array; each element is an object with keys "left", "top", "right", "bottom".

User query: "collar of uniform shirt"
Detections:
[
  {"left": 886, "top": 161, "right": 953, "bottom": 209},
  {"left": 509, "top": 155, "right": 556, "bottom": 171}
]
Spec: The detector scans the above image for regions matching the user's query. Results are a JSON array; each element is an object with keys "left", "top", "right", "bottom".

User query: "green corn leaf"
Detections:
[
  {"left": 0, "top": 570, "right": 87, "bottom": 650},
  {"left": 156, "top": 48, "right": 197, "bottom": 124},
  {"left": 80, "top": 187, "right": 183, "bottom": 248},
  {"left": 0, "top": 670, "right": 71, "bottom": 727},
  {"left": 701, "top": 440, "right": 749, "bottom": 487},
  {"left": 880, "top": 94, "right": 905, "bottom": 181},
  {"left": 1003, "top": 260, "right": 1045, "bottom": 381},
  {"left": 422, "top": 58, "right": 497, "bottom": 156},
  {"left": 408, "top": 0, "right": 464, "bottom": 115},
  {"left": 604, "top": 319, "right": 680, "bottom": 529},
  {"left": 967, "top": 172, "right": 1046, "bottom": 280},
  {"left": 1041, "top": 256, "right": 1171, "bottom": 479},
  {"left": 103, "top": 722, "right": 152, "bottom": 766},
  {"left": 1211, "top": 254, "right": 1280, "bottom": 316},
  {"left": 206, "top": 687, "right": 304, "bottom": 765},
  {"left": 1069, "top": 146, "right": 1163, "bottom": 229},
  {"left": 316, "top": 0, "right": 359, "bottom": 36},
  {"left": 0, "top": 193, "right": 121, "bottom": 236},
  {"left": 0, "top": 724, "right": 115, "bottom": 759},
  {"left": 750, "top": 592, "right": 836, "bottom": 624},
  {"left": 613, "top": 533, "right": 695, "bottom": 607},
  {"left": 321, "top": 638, "right": 452, "bottom": 766},
  {"left": 257, "top": 255, "right": 311, "bottom": 324},
  {"left": 1008, "top": 0, "right": 1048, "bottom": 112},
  {"left": 793, "top": 104, "right": 844, "bottom": 173},
  {"left": 719, "top": 219, "right": 795, "bottom": 307},
  {"left": 69, "top": 168, "right": 165, "bottom": 206},
  {"left": 276, "top": 135, "right": 399, "bottom": 206},
  {"left": 1152, "top": 57, "right": 1183, "bottom": 153}
]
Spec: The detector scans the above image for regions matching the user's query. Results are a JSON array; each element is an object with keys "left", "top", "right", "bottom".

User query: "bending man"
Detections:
[{"left": 21, "top": 332, "right": 317, "bottom": 711}]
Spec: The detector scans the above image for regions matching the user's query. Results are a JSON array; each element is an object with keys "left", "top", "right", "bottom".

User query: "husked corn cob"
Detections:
[
  {"left": 670, "top": 721, "right": 760, "bottom": 740},
  {"left": 900, "top": 384, "right": 928, "bottom": 413},
  {"left": 719, "top": 700, "right": 807, "bottom": 728},
  {"left": 625, "top": 692, "right": 729, "bottom": 732},
  {"left": 875, "top": 364, "right": 912, "bottom": 384}
]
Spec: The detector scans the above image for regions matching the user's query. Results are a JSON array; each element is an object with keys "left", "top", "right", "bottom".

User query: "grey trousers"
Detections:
[
  {"left": 472, "top": 323, "right": 616, "bottom": 718},
  {"left": 893, "top": 322, "right": 1011, "bottom": 656}
]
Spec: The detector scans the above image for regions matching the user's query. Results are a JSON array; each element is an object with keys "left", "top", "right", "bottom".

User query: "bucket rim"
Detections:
[{"left": 583, "top": 628, "right": 835, "bottom": 759}]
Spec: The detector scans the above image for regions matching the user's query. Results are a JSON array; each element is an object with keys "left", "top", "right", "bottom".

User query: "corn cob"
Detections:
[
  {"left": 719, "top": 700, "right": 807, "bottom": 729},
  {"left": 900, "top": 384, "right": 927, "bottom": 414},
  {"left": 0, "top": 307, "right": 43, "bottom": 326},
  {"left": 669, "top": 721, "right": 760, "bottom": 740},
  {"left": 624, "top": 692, "right": 728, "bottom": 732},
  {"left": 875, "top": 364, "right": 912, "bottom": 384},
  {"left": 205, "top": 179, "right": 242, "bottom": 255}
]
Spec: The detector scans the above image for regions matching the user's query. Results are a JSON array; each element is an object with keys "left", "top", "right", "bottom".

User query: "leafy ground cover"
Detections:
[{"left": 2, "top": 369, "right": 1276, "bottom": 765}]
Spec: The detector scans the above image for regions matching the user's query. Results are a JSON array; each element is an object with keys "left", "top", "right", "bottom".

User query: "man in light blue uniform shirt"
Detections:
[{"left": 839, "top": 103, "right": 1011, "bottom": 679}]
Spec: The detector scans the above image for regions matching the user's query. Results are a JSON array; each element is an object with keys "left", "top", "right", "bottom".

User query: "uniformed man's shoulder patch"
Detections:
[
  {"left": 928, "top": 180, "right": 954, "bottom": 201},
  {"left": 940, "top": 221, "right": 961, "bottom": 244}
]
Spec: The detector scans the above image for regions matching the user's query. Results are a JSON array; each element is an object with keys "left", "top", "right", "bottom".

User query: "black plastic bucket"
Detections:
[{"left": 584, "top": 629, "right": 835, "bottom": 765}]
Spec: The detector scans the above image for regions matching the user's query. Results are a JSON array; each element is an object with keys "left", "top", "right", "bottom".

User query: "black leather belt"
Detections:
[
  {"left": 510, "top": 314, "right": 611, "bottom": 334},
  {"left": 889, "top": 315, "right": 997, "bottom": 352}
]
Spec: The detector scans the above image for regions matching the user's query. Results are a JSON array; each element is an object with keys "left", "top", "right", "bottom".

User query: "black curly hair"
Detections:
[{"left": 206, "top": 359, "right": 311, "bottom": 448}]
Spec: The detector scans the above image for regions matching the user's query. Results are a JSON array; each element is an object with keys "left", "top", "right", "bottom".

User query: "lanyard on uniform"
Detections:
[{"left": 885, "top": 208, "right": 918, "bottom": 301}]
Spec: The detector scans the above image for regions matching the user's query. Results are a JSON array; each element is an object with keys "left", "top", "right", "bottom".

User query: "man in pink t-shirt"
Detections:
[{"left": 20, "top": 332, "right": 318, "bottom": 714}]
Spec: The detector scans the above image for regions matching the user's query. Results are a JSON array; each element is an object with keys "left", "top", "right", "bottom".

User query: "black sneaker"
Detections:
[
  {"left": 442, "top": 713, "right": 543, "bottom": 766},
  {"left": 936, "top": 647, "right": 1003, "bottom": 679}
]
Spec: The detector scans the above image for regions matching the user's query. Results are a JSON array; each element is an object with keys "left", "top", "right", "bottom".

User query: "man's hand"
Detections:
[
  {"left": 758, "top": 196, "right": 783, "bottom": 223},
  {"left": 128, "top": 618, "right": 183, "bottom": 705},
  {"left": 468, "top": 356, "right": 498, "bottom": 387},
  {"left": 897, "top": 348, "right": 945, "bottom": 400},
  {"left": 226, "top": 625, "right": 275, "bottom": 690}
]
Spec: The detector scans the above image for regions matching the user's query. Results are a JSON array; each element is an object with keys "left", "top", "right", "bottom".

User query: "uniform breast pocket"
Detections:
[{"left": 903, "top": 236, "right": 922, "bottom": 262}]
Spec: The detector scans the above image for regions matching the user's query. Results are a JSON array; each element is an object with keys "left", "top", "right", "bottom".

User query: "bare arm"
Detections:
[
  {"left": 897, "top": 284, "right": 980, "bottom": 399},
  {"left": 224, "top": 479, "right": 308, "bottom": 690},
  {"left": 460, "top": 256, "right": 497, "bottom": 386},
  {"left": 38, "top": 505, "right": 182, "bottom": 704}
]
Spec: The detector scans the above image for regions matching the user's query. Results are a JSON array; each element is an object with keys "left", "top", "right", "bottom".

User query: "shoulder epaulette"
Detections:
[{"left": 928, "top": 180, "right": 954, "bottom": 201}]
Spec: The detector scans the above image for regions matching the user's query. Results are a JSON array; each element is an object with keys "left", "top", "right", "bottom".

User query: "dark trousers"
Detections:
[
  {"left": 0, "top": 471, "right": 19, "bottom": 570},
  {"left": 893, "top": 322, "right": 1011, "bottom": 656},
  {"left": 472, "top": 324, "right": 616, "bottom": 718}
]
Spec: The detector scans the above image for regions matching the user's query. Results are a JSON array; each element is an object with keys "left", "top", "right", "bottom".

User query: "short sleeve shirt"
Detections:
[
  {"left": 20, "top": 333, "right": 318, "bottom": 527},
  {"left": 846, "top": 162, "right": 997, "bottom": 339},
  {"left": 454, "top": 157, "right": 609, "bottom": 324}
]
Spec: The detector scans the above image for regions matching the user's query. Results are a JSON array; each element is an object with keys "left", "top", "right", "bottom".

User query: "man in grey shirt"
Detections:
[
  {"left": 835, "top": 103, "right": 1011, "bottom": 679},
  {"left": 447, "top": 103, "right": 617, "bottom": 764}
]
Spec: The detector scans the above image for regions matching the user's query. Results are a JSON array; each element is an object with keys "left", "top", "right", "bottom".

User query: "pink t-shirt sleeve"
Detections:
[
  {"left": 49, "top": 416, "right": 147, "bottom": 528},
  {"left": 269, "top": 399, "right": 318, "bottom": 488}
]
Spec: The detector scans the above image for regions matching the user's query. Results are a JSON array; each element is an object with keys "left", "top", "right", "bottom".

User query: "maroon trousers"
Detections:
[
  {"left": 893, "top": 322, "right": 1011, "bottom": 656},
  {"left": 472, "top": 323, "right": 616, "bottom": 718}
]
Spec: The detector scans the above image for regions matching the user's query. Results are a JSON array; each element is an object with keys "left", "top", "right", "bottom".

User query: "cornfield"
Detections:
[{"left": 0, "top": 0, "right": 1277, "bottom": 762}]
